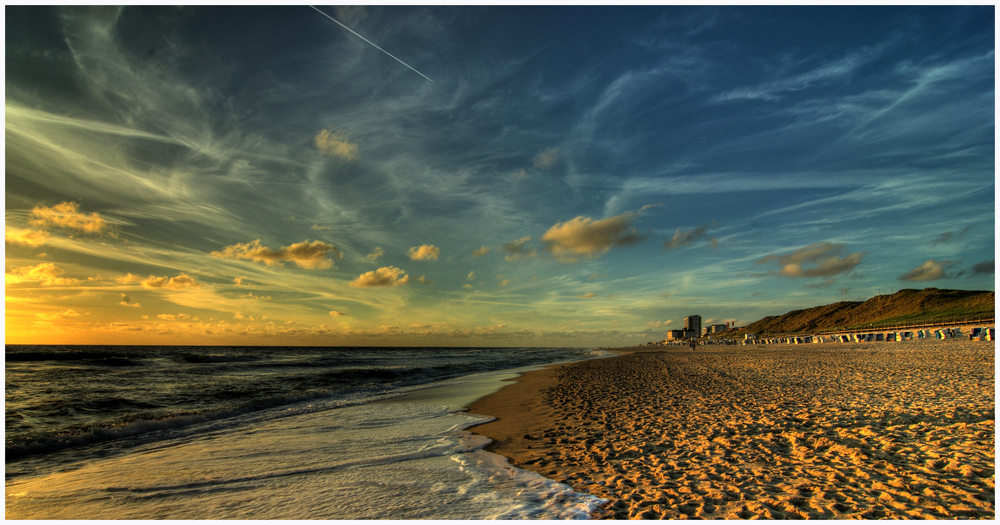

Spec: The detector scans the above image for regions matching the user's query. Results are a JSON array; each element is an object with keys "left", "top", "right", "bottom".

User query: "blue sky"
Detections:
[{"left": 5, "top": 5, "right": 995, "bottom": 346}]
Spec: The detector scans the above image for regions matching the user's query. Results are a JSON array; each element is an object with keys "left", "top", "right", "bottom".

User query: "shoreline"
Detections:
[{"left": 465, "top": 340, "right": 995, "bottom": 519}]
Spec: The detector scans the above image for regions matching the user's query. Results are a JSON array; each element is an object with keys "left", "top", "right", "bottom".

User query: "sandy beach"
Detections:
[{"left": 466, "top": 339, "right": 995, "bottom": 519}]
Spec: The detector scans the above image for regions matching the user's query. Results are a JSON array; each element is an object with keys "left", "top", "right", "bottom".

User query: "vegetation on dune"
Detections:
[{"left": 726, "top": 288, "right": 994, "bottom": 337}]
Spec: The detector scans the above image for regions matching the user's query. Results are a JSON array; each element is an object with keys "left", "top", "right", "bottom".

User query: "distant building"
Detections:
[
  {"left": 665, "top": 330, "right": 689, "bottom": 341},
  {"left": 704, "top": 324, "right": 728, "bottom": 336},
  {"left": 684, "top": 315, "right": 702, "bottom": 338}
]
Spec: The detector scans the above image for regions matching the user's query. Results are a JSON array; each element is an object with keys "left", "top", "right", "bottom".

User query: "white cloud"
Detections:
[
  {"left": 541, "top": 211, "right": 644, "bottom": 262},
  {"left": 314, "top": 129, "right": 359, "bottom": 161},
  {"left": 212, "top": 239, "right": 342, "bottom": 269},
  {"left": 5, "top": 228, "right": 50, "bottom": 246},
  {"left": 29, "top": 201, "right": 108, "bottom": 234},
  {"left": 408, "top": 244, "right": 440, "bottom": 261},
  {"left": 5, "top": 263, "right": 81, "bottom": 286},
  {"left": 899, "top": 260, "right": 953, "bottom": 282},
  {"left": 141, "top": 273, "right": 200, "bottom": 290},
  {"left": 756, "top": 242, "right": 865, "bottom": 278},
  {"left": 349, "top": 266, "right": 410, "bottom": 287}
]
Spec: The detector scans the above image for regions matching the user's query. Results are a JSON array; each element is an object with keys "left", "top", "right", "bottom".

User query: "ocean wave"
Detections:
[
  {"left": 5, "top": 411, "right": 213, "bottom": 462},
  {"left": 182, "top": 354, "right": 258, "bottom": 364},
  {"left": 4, "top": 387, "right": 394, "bottom": 463},
  {"left": 6, "top": 350, "right": 133, "bottom": 363}
]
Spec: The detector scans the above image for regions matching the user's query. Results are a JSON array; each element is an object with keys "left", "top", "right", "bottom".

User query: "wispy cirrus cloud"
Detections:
[
  {"left": 533, "top": 147, "right": 559, "bottom": 170},
  {"left": 712, "top": 44, "right": 888, "bottom": 103}
]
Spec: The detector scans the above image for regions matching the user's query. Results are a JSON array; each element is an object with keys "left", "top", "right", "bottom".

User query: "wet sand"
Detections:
[{"left": 466, "top": 339, "right": 995, "bottom": 519}]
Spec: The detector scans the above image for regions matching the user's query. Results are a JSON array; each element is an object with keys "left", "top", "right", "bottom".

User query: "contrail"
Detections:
[{"left": 309, "top": 5, "right": 434, "bottom": 83}]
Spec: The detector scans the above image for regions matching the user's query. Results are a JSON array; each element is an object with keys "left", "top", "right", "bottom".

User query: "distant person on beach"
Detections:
[{"left": 689, "top": 339, "right": 696, "bottom": 350}]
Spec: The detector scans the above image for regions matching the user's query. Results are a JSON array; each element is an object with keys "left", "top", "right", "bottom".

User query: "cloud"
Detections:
[
  {"left": 118, "top": 293, "right": 140, "bottom": 307},
  {"left": 141, "top": 273, "right": 200, "bottom": 290},
  {"left": 5, "top": 228, "right": 50, "bottom": 247},
  {"left": 212, "top": 239, "right": 342, "bottom": 269},
  {"left": 241, "top": 292, "right": 271, "bottom": 301},
  {"left": 803, "top": 278, "right": 836, "bottom": 289},
  {"left": 576, "top": 292, "right": 597, "bottom": 299},
  {"left": 366, "top": 247, "right": 385, "bottom": 261},
  {"left": 756, "top": 242, "right": 865, "bottom": 278},
  {"left": 664, "top": 223, "right": 714, "bottom": 250},
  {"left": 467, "top": 271, "right": 476, "bottom": 281},
  {"left": 329, "top": 310, "right": 348, "bottom": 317},
  {"left": 311, "top": 224, "right": 332, "bottom": 231},
  {"left": 471, "top": 246, "right": 491, "bottom": 258},
  {"left": 233, "top": 276, "right": 249, "bottom": 286},
  {"left": 233, "top": 313, "right": 266, "bottom": 321},
  {"left": 314, "top": 129, "right": 359, "bottom": 161},
  {"left": 418, "top": 275, "right": 433, "bottom": 285},
  {"left": 970, "top": 259, "right": 994, "bottom": 275},
  {"left": 929, "top": 226, "right": 972, "bottom": 246},
  {"left": 29, "top": 201, "right": 108, "bottom": 234},
  {"left": 533, "top": 147, "right": 559, "bottom": 169},
  {"left": 36, "top": 309, "right": 83, "bottom": 320},
  {"left": 712, "top": 46, "right": 884, "bottom": 103},
  {"left": 408, "top": 244, "right": 440, "bottom": 261},
  {"left": 5, "top": 263, "right": 80, "bottom": 286},
  {"left": 158, "top": 313, "right": 191, "bottom": 320},
  {"left": 349, "top": 266, "right": 410, "bottom": 287},
  {"left": 116, "top": 273, "right": 143, "bottom": 285},
  {"left": 335, "top": 5, "right": 368, "bottom": 23},
  {"left": 541, "top": 211, "right": 644, "bottom": 262},
  {"left": 501, "top": 236, "right": 536, "bottom": 261},
  {"left": 899, "top": 260, "right": 955, "bottom": 282}
]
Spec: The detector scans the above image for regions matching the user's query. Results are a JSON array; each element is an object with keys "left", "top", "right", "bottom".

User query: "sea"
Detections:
[{"left": 5, "top": 345, "right": 611, "bottom": 519}]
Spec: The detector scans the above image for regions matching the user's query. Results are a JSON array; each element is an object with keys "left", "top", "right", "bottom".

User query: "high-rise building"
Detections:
[{"left": 684, "top": 315, "right": 702, "bottom": 338}]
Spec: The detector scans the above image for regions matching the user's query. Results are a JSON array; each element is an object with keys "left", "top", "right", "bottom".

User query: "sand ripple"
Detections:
[{"left": 470, "top": 339, "right": 994, "bottom": 519}]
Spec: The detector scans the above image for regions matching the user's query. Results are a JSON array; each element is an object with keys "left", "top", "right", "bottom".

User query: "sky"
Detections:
[{"left": 5, "top": 5, "right": 995, "bottom": 347}]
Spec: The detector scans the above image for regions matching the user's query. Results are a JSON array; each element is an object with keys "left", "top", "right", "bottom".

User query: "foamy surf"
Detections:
[{"left": 6, "top": 349, "right": 607, "bottom": 519}]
